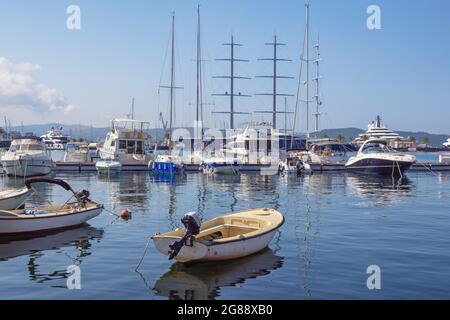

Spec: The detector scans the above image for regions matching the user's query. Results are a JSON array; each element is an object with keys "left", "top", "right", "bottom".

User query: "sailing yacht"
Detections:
[
  {"left": 150, "top": 13, "right": 184, "bottom": 175},
  {"left": 1, "top": 137, "right": 54, "bottom": 177}
]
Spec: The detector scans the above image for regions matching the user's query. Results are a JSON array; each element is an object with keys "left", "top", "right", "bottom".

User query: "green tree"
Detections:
[
  {"left": 422, "top": 136, "right": 430, "bottom": 145},
  {"left": 337, "top": 134, "right": 345, "bottom": 143},
  {"left": 408, "top": 136, "right": 416, "bottom": 142}
]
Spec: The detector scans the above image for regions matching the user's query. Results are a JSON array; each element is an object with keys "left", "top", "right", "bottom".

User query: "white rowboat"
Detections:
[
  {"left": 152, "top": 208, "right": 284, "bottom": 263},
  {"left": 0, "top": 187, "right": 31, "bottom": 210},
  {"left": 0, "top": 178, "right": 103, "bottom": 235},
  {"left": 96, "top": 160, "right": 122, "bottom": 174}
]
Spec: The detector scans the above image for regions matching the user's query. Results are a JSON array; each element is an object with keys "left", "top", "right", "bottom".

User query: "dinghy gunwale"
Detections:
[
  {"left": 0, "top": 187, "right": 30, "bottom": 199},
  {"left": 0, "top": 202, "right": 103, "bottom": 221}
]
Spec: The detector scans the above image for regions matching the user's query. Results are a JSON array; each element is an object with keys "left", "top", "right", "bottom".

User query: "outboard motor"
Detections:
[
  {"left": 168, "top": 212, "right": 202, "bottom": 260},
  {"left": 75, "top": 190, "right": 91, "bottom": 204}
]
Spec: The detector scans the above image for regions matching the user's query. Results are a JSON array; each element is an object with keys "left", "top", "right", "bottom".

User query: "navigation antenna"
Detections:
[
  {"left": 254, "top": 35, "right": 294, "bottom": 130},
  {"left": 212, "top": 35, "right": 251, "bottom": 130}
]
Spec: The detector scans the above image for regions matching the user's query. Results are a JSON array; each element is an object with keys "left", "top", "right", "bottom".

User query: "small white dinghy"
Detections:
[
  {"left": 96, "top": 160, "right": 122, "bottom": 174},
  {"left": 0, "top": 187, "right": 31, "bottom": 210},
  {"left": 0, "top": 178, "right": 103, "bottom": 235},
  {"left": 152, "top": 208, "right": 284, "bottom": 263}
]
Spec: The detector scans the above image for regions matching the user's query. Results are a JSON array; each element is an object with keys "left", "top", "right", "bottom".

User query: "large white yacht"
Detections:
[
  {"left": 40, "top": 126, "right": 70, "bottom": 150},
  {"left": 99, "top": 119, "right": 152, "bottom": 165},
  {"left": 1, "top": 137, "right": 54, "bottom": 177},
  {"left": 353, "top": 116, "right": 413, "bottom": 149},
  {"left": 219, "top": 122, "right": 299, "bottom": 172},
  {"left": 443, "top": 138, "right": 450, "bottom": 148}
]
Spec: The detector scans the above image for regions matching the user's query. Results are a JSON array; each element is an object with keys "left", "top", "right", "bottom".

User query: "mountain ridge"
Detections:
[{"left": 6, "top": 124, "right": 449, "bottom": 147}]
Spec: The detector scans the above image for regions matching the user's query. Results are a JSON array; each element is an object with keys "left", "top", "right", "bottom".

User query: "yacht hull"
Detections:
[
  {"left": 346, "top": 158, "right": 414, "bottom": 176},
  {"left": 151, "top": 161, "right": 185, "bottom": 175},
  {"left": 2, "top": 159, "right": 53, "bottom": 177}
]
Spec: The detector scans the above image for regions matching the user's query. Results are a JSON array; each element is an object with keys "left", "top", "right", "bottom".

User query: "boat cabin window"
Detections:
[
  {"left": 136, "top": 141, "right": 143, "bottom": 153},
  {"left": 23, "top": 144, "right": 44, "bottom": 151},
  {"left": 126, "top": 140, "right": 136, "bottom": 153},
  {"left": 9, "top": 143, "right": 19, "bottom": 152},
  {"left": 362, "top": 142, "right": 393, "bottom": 154},
  {"left": 119, "top": 140, "right": 126, "bottom": 150}
]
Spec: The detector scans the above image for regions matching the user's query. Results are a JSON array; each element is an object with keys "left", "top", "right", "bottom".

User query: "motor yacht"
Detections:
[
  {"left": 1, "top": 137, "right": 54, "bottom": 177},
  {"left": 99, "top": 119, "right": 152, "bottom": 165},
  {"left": 345, "top": 139, "right": 416, "bottom": 176},
  {"left": 40, "top": 127, "right": 70, "bottom": 150}
]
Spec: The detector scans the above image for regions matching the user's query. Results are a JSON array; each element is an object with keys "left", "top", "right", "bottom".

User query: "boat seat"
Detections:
[
  {"left": 196, "top": 224, "right": 260, "bottom": 241},
  {"left": 200, "top": 231, "right": 223, "bottom": 241}
]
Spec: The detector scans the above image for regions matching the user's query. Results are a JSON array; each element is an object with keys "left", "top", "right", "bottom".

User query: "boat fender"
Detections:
[
  {"left": 168, "top": 212, "right": 202, "bottom": 260},
  {"left": 120, "top": 209, "right": 132, "bottom": 220}
]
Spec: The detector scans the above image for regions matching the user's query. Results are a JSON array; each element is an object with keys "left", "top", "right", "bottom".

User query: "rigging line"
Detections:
[
  {"left": 158, "top": 24, "right": 172, "bottom": 88},
  {"left": 291, "top": 21, "right": 307, "bottom": 149}
]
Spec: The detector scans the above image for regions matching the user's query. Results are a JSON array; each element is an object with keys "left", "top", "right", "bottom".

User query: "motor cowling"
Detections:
[{"left": 181, "top": 211, "right": 201, "bottom": 236}]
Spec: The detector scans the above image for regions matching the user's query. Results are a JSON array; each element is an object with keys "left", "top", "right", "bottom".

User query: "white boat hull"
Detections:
[
  {"left": 153, "top": 228, "right": 278, "bottom": 263},
  {"left": 203, "top": 166, "right": 240, "bottom": 175},
  {"left": 2, "top": 159, "right": 53, "bottom": 177},
  {"left": 96, "top": 161, "right": 122, "bottom": 174},
  {"left": 0, "top": 188, "right": 30, "bottom": 210},
  {"left": 0, "top": 207, "right": 103, "bottom": 235}
]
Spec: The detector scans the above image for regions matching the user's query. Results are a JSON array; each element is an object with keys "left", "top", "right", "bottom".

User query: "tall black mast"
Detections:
[
  {"left": 213, "top": 35, "right": 251, "bottom": 129},
  {"left": 255, "top": 35, "right": 293, "bottom": 129}
]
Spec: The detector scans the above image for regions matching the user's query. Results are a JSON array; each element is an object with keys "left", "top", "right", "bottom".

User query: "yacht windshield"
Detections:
[
  {"left": 362, "top": 142, "right": 394, "bottom": 154},
  {"left": 24, "top": 144, "right": 44, "bottom": 151}
]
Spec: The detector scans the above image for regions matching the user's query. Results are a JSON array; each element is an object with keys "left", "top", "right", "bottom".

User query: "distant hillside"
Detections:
[
  {"left": 9, "top": 123, "right": 167, "bottom": 142},
  {"left": 6, "top": 123, "right": 450, "bottom": 147}
]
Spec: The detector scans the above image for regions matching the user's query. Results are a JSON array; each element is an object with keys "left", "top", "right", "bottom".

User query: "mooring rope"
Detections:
[
  {"left": 135, "top": 236, "right": 152, "bottom": 271},
  {"left": 416, "top": 161, "right": 439, "bottom": 177}
]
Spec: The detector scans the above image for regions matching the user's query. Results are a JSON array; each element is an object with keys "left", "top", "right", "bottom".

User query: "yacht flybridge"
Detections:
[
  {"left": 40, "top": 126, "right": 70, "bottom": 150},
  {"left": 99, "top": 119, "right": 152, "bottom": 165},
  {"left": 345, "top": 139, "right": 416, "bottom": 176}
]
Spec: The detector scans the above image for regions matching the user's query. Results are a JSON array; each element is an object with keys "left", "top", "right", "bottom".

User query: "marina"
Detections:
[
  {"left": 1, "top": 0, "right": 450, "bottom": 303},
  {"left": 1, "top": 170, "right": 450, "bottom": 299}
]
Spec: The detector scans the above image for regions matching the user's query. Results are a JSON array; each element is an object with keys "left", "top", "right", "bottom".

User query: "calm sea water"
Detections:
[{"left": 1, "top": 167, "right": 450, "bottom": 299}]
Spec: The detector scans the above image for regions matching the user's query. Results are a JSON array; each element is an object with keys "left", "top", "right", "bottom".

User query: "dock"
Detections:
[{"left": 53, "top": 161, "right": 450, "bottom": 173}]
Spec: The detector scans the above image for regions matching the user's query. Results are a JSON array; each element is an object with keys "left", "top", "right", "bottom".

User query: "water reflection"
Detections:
[
  {"left": 0, "top": 225, "right": 103, "bottom": 285},
  {"left": 96, "top": 172, "right": 151, "bottom": 210},
  {"left": 346, "top": 173, "right": 414, "bottom": 206},
  {"left": 153, "top": 248, "right": 283, "bottom": 300}
]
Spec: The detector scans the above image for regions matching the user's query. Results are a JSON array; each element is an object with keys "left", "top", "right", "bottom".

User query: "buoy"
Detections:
[{"left": 120, "top": 209, "right": 132, "bottom": 220}]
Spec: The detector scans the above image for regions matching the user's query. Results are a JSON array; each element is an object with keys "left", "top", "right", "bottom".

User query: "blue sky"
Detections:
[{"left": 0, "top": 0, "right": 449, "bottom": 133}]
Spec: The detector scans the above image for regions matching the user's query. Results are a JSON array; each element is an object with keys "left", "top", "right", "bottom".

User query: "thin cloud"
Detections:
[{"left": 0, "top": 57, "right": 78, "bottom": 113}]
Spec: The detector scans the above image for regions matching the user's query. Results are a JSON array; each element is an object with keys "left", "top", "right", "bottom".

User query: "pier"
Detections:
[{"left": 52, "top": 161, "right": 450, "bottom": 173}]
